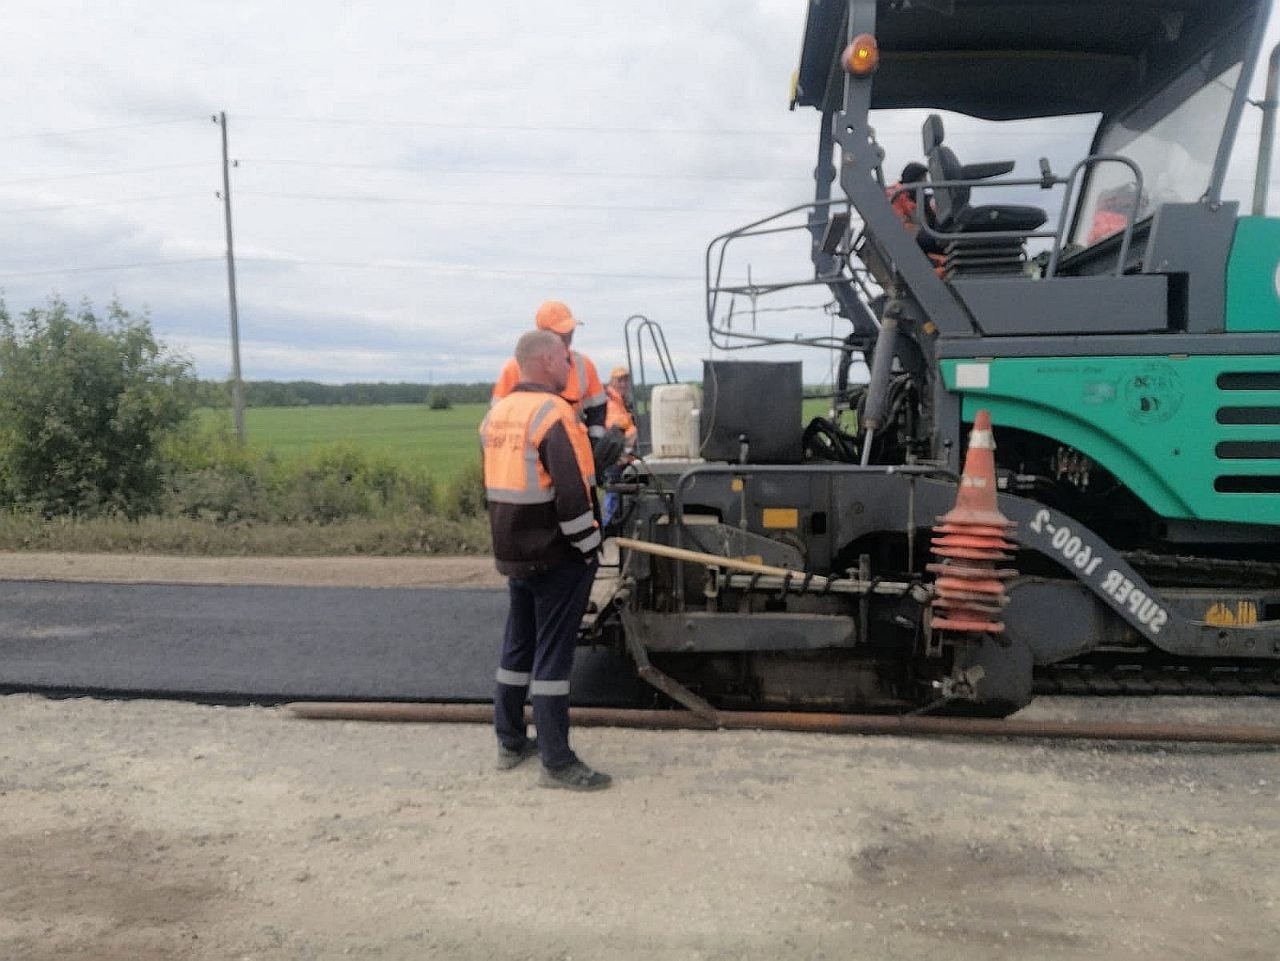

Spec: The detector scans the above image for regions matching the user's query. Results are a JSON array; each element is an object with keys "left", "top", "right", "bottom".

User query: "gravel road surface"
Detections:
[
  {"left": 2, "top": 695, "right": 1278, "bottom": 961},
  {"left": 1, "top": 553, "right": 1278, "bottom": 960}
]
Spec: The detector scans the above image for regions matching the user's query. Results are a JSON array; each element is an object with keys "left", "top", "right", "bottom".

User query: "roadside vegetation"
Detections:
[
  {"left": 0, "top": 298, "right": 489, "bottom": 555},
  {"left": 0, "top": 296, "right": 838, "bottom": 556}
]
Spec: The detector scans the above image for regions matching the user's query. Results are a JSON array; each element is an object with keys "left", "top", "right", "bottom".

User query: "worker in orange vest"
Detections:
[
  {"left": 492, "top": 301, "right": 608, "bottom": 446},
  {"left": 1086, "top": 181, "right": 1143, "bottom": 245},
  {"left": 602, "top": 366, "right": 638, "bottom": 527},
  {"left": 887, "top": 161, "right": 945, "bottom": 271},
  {"left": 604, "top": 366, "right": 638, "bottom": 450},
  {"left": 480, "top": 328, "right": 611, "bottom": 791},
  {"left": 888, "top": 162, "right": 929, "bottom": 228}
]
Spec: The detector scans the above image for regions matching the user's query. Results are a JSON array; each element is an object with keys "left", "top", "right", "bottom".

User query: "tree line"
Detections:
[{"left": 194, "top": 379, "right": 495, "bottom": 408}]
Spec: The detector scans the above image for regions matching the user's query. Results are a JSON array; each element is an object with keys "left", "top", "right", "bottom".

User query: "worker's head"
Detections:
[
  {"left": 609, "top": 366, "right": 630, "bottom": 392},
  {"left": 535, "top": 300, "right": 578, "bottom": 347},
  {"left": 900, "top": 162, "right": 928, "bottom": 184},
  {"left": 515, "top": 329, "right": 571, "bottom": 393}
]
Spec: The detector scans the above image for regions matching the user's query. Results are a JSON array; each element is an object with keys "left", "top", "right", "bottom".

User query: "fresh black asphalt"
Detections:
[{"left": 0, "top": 581, "right": 649, "bottom": 706}]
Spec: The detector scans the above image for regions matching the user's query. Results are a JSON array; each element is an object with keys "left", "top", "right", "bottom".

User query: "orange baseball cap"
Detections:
[
  {"left": 609, "top": 366, "right": 629, "bottom": 380},
  {"left": 535, "top": 300, "right": 578, "bottom": 335}
]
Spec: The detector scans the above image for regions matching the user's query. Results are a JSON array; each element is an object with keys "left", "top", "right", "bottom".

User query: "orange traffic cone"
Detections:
[{"left": 929, "top": 410, "right": 1017, "bottom": 634}]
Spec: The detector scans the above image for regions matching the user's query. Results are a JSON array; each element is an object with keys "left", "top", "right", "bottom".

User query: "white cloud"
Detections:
[{"left": 1, "top": 1, "right": 1277, "bottom": 388}]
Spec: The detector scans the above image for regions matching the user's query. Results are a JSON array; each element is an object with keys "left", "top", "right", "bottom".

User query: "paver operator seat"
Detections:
[{"left": 922, "top": 113, "right": 1047, "bottom": 234}]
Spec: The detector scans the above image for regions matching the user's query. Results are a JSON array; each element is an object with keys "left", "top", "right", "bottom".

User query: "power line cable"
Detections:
[
  {"left": 238, "top": 157, "right": 812, "bottom": 184},
  {"left": 0, "top": 257, "right": 222, "bottom": 279},
  {"left": 240, "top": 112, "right": 1099, "bottom": 140},
  {"left": 234, "top": 189, "right": 765, "bottom": 214},
  {"left": 0, "top": 255, "right": 700, "bottom": 284},
  {"left": 233, "top": 255, "right": 702, "bottom": 282},
  {"left": 238, "top": 113, "right": 813, "bottom": 137},
  {"left": 3, "top": 193, "right": 201, "bottom": 214},
  {"left": 0, "top": 117, "right": 202, "bottom": 143},
  {"left": 0, "top": 162, "right": 207, "bottom": 189}
]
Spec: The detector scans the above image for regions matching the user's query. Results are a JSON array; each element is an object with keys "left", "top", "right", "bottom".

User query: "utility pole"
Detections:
[{"left": 214, "top": 111, "right": 246, "bottom": 442}]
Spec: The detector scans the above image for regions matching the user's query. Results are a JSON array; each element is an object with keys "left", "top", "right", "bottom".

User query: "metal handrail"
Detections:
[
  {"left": 704, "top": 199, "right": 864, "bottom": 352},
  {"left": 623, "top": 314, "right": 677, "bottom": 389},
  {"left": 905, "top": 175, "right": 1062, "bottom": 246},
  {"left": 1252, "top": 41, "right": 1280, "bottom": 216},
  {"left": 703, "top": 154, "right": 1145, "bottom": 357},
  {"left": 1044, "top": 155, "right": 1144, "bottom": 278}
]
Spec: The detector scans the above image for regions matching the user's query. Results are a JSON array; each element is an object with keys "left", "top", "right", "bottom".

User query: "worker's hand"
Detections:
[{"left": 591, "top": 427, "right": 626, "bottom": 477}]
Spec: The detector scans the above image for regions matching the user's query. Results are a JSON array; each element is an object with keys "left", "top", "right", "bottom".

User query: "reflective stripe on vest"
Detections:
[
  {"left": 559, "top": 509, "right": 596, "bottom": 536},
  {"left": 569, "top": 353, "right": 605, "bottom": 412},
  {"left": 572, "top": 353, "right": 590, "bottom": 408},
  {"left": 530, "top": 679, "right": 571, "bottom": 696}
]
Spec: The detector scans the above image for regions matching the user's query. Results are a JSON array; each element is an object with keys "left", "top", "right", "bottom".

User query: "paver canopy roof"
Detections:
[{"left": 794, "top": 0, "right": 1268, "bottom": 119}]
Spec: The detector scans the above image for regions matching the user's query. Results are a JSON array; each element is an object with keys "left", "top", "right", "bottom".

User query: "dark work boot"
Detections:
[
  {"left": 495, "top": 738, "right": 539, "bottom": 771},
  {"left": 538, "top": 760, "right": 612, "bottom": 791}
]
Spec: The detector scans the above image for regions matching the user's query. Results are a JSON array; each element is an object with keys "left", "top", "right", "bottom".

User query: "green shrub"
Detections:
[
  {"left": 0, "top": 298, "right": 194, "bottom": 518},
  {"left": 427, "top": 390, "right": 452, "bottom": 410},
  {"left": 162, "top": 423, "right": 273, "bottom": 522},
  {"left": 441, "top": 458, "right": 485, "bottom": 519},
  {"left": 164, "top": 426, "right": 439, "bottom": 525}
]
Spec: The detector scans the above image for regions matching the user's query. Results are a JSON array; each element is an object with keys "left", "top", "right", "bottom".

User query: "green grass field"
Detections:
[
  {"left": 198, "top": 403, "right": 489, "bottom": 480},
  {"left": 198, "top": 398, "right": 839, "bottom": 481}
]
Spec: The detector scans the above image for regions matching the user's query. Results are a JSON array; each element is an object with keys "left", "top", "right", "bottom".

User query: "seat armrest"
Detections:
[{"left": 961, "top": 160, "right": 1015, "bottom": 180}]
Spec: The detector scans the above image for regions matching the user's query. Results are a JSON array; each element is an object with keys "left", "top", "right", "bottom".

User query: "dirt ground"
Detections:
[{"left": 1, "top": 553, "right": 1278, "bottom": 960}]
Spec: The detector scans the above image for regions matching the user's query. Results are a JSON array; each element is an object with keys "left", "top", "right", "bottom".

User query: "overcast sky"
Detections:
[{"left": 3, "top": 1, "right": 1278, "bottom": 388}]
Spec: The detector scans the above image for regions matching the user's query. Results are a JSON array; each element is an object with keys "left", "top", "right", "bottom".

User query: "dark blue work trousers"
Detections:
[{"left": 494, "top": 559, "right": 597, "bottom": 768}]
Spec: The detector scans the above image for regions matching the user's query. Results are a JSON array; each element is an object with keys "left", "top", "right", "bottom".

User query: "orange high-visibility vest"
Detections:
[
  {"left": 481, "top": 390, "right": 596, "bottom": 505},
  {"left": 605, "top": 385, "right": 637, "bottom": 446},
  {"left": 888, "top": 181, "right": 920, "bottom": 231},
  {"left": 492, "top": 351, "right": 606, "bottom": 415}
]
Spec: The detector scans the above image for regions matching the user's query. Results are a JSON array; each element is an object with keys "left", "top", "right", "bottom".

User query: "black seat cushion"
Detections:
[{"left": 954, "top": 204, "right": 1048, "bottom": 232}]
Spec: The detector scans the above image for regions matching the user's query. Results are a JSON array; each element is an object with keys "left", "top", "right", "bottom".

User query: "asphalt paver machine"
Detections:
[{"left": 588, "top": 0, "right": 1280, "bottom": 716}]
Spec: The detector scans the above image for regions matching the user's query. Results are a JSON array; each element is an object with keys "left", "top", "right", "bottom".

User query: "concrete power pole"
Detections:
[{"left": 214, "top": 111, "right": 246, "bottom": 442}]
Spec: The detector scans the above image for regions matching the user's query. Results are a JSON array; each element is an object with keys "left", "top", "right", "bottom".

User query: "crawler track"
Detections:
[
  {"left": 1035, "top": 658, "right": 1280, "bottom": 697},
  {"left": 1029, "top": 549, "right": 1280, "bottom": 697}
]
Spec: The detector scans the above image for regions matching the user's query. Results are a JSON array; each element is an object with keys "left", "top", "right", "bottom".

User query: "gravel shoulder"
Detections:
[
  {"left": 0, "top": 551, "right": 506, "bottom": 589},
  {"left": 3, "top": 695, "right": 1278, "bottom": 961},
  {"left": 1, "top": 554, "right": 1278, "bottom": 959}
]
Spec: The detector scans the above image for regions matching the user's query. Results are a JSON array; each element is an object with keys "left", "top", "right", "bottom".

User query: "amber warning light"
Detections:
[{"left": 842, "top": 34, "right": 879, "bottom": 76}]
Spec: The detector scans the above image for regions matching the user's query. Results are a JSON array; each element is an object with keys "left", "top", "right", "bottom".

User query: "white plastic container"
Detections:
[{"left": 650, "top": 383, "right": 703, "bottom": 459}]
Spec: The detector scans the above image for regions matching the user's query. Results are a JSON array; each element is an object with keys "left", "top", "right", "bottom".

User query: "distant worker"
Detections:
[
  {"left": 492, "top": 300, "right": 608, "bottom": 445},
  {"left": 1086, "top": 181, "right": 1143, "bottom": 246},
  {"left": 888, "top": 162, "right": 929, "bottom": 230},
  {"left": 480, "top": 328, "right": 611, "bottom": 791},
  {"left": 887, "top": 162, "right": 945, "bottom": 264},
  {"left": 602, "top": 366, "right": 638, "bottom": 527},
  {"left": 604, "top": 366, "right": 638, "bottom": 450}
]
